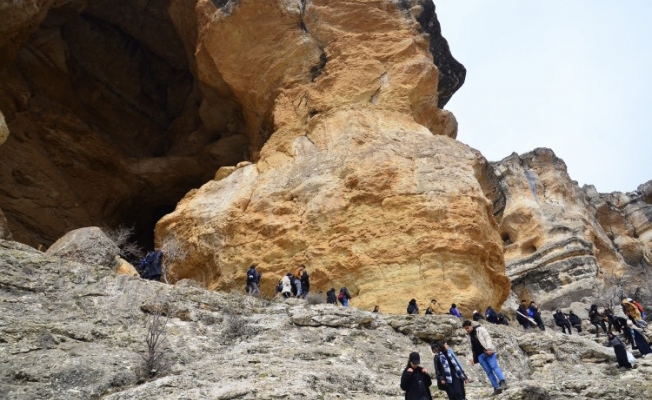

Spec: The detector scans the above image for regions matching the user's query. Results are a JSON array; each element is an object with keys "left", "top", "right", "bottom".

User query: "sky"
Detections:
[{"left": 434, "top": 1, "right": 652, "bottom": 193}]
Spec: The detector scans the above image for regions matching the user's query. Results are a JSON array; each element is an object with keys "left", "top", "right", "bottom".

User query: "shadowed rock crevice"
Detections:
[{"left": 0, "top": 0, "right": 250, "bottom": 248}]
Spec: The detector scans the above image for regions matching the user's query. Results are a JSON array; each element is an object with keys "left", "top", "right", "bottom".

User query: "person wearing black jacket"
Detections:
[
  {"left": 607, "top": 332, "right": 632, "bottom": 369},
  {"left": 528, "top": 301, "right": 545, "bottom": 331},
  {"left": 326, "top": 288, "right": 337, "bottom": 304},
  {"left": 568, "top": 311, "right": 582, "bottom": 333},
  {"left": 431, "top": 342, "right": 468, "bottom": 400},
  {"left": 589, "top": 304, "right": 608, "bottom": 337},
  {"left": 516, "top": 300, "right": 532, "bottom": 330},
  {"left": 407, "top": 299, "right": 420, "bottom": 315},
  {"left": 400, "top": 352, "right": 432, "bottom": 400},
  {"left": 299, "top": 265, "right": 310, "bottom": 298},
  {"left": 553, "top": 309, "right": 572, "bottom": 334}
]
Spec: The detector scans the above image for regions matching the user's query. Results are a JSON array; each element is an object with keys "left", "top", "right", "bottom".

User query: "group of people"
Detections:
[
  {"left": 515, "top": 300, "right": 546, "bottom": 331},
  {"left": 273, "top": 265, "right": 310, "bottom": 299},
  {"left": 405, "top": 299, "right": 467, "bottom": 319},
  {"left": 401, "top": 320, "right": 508, "bottom": 399}
]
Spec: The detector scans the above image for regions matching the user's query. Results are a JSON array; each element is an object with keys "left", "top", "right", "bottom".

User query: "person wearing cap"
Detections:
[
  {"left": 431, "top": 341, "right": 468, "bottom": 400},
  {"left": 462, "top": 320, "right": 507, "bottom": 395},
  {"left": 400, "top": 352, "right": 433, "bottom": 400}
]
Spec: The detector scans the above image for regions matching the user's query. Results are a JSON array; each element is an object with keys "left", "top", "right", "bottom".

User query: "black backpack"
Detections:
[
  {"left": 140, "top": 250, "right": 162, "bottom": 280},
  {"left": 247, "top": 270, "right": 256, "bottom": 283}
]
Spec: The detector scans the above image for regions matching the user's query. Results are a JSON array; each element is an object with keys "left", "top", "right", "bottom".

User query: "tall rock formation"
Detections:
[
  {"left": 156, "top": 0, "right": 509, "bottom": 314},
  {"left": 494, "top": 149, "right": 650, "bottom": 308}
]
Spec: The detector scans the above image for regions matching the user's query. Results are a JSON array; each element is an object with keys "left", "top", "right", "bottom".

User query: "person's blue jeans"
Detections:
[
  {"left": 341, "top": 298, "right": 348, "bottom": 307},
  {"left": 478, "top": 353, "right": 504, "bottom": 389}
]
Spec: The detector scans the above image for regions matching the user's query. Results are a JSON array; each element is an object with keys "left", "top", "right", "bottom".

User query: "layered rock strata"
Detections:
[
  {"left": 156, "top": 0, "right": 508, "bottom": 314},
  {"left": 494, "top": 149, "right": 629, "bottom": 308}
]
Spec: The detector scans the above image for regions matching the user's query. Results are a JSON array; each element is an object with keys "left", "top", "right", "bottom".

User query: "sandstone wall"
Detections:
[{"left": 156, "top": 0, "right": 508, "bottom": 314}]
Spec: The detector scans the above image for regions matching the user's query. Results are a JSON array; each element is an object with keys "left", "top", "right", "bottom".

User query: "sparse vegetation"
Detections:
[
  {"left": 137, "top": 305, "right": 171, "bottom": 381},
  {"left": 102, "top": 225, "right": 143, "bottom": 265},
  {"left": 305, "top": 293, "right": 325, "bottom": 305}
]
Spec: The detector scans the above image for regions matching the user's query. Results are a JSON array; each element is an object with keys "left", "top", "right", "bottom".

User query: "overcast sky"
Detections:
[{"left": 434, "top": 1, "right": 652, "bottom": 193}]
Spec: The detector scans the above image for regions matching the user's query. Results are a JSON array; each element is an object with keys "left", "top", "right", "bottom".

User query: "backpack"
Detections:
[
  {"left": 632, "top": 301, "right": 645, "bottom": 314},
  {"left": 338, "top": 291, "right": 345, "bottom": 301},
  {"left": 140, "top": 251, "right": 162, "bottom": 280},
  {"left": 247, "top": 270, "right": 255, "bottom": 283}
]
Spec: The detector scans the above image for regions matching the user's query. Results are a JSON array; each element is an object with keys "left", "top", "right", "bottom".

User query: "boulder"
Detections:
[
  {"left": 113, "top": 256, "right": 140, "bottom": 278},
  {"left": 46, "top": 227, "right": 119, "bottom": 268}
]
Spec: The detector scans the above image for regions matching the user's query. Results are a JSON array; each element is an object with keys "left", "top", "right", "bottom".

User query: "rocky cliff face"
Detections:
[
  {"left": 1, "top": 241, "right": 652, "bottom": 399},
  {"left": 491, "top": 149, "right": 651, "bottom": 309},
  {"left": 154, "top": 0, "right": 509, "bottom": 314},
  {"left": 0, "top": 0, "right": 650, "bottom": 315}
]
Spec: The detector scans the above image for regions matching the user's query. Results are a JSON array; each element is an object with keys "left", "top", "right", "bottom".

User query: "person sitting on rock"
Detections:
[
  {"left": 407, "top": 299, "right": 419, "bottom": 315},
  {"left": 516, "top": 300, "right": 532, "bottom": 330},
  {"left": 449, "top": 304, "right": 462, "bottom": 318},
  {"left": 528, "top": 301, "right": 545, "bottom": 331},
  {"left": 553, "top": 309, "right": 572, "bottom": 334},
  {"left": 425, "top": 299, "right": 437, "bottom": 315},
  {"left": 607, "top": 332, "right": 632, "bottom": 370},
  {"left": 589, "top": 304, "right": 608, "bottom": 337},
  {"left": 400, "top": 352, "right": 432, "bottom": 400},
  {"left": 627, "top": 320, "right": 652, "bottom": 357},
  {"left": 462, "top": 320, "right": 507, "bottom": 395},
  {"left": 431, "top": 341, "right": 468, "bottom": 400},
  {"left": 326, "top": 287, "right": 337, "bottom": 304},
  {"left": 372, "top": 305, "right": 380, "bottom": 313},
  {"left": 568, "top": 310, "right": 582, "bottom": 333},
  {"left": 281, "top": 273, "right": 293, "bottom": 299},
  {"left": 472, "top": 310, "right": 485, "bottom": 322}
]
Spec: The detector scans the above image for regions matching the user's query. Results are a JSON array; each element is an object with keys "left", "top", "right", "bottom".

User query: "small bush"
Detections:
[
  {"left": 305, "top": 293, "right": 325, "bottom": 305},
  {"left": 137, "top": 306, "right": 171, "bottom": 381},
  {"left": 222, "top": 312, "right": 250, "bottom": 342},
  {"left": 102, "top": 225, "right": 143, "bottom": 265}
]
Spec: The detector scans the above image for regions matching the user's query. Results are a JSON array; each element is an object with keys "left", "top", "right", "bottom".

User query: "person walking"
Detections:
[
  {"left": 431, "top": 341, "right": 468, "bottom": 400},
  {"left": 462, "top": 320, "right": 507, "bottom": 395},
  {"left": 622, "top": 298, "right": 648, "bottom": 329},
  {"left": 407, "top": 299, "right": 420, "bottom": 315},
  {"left": 568, "top": 310, "right": 582, "bottom": 333},
  {"left": 553, "top": 309, "right": 572, "bottom": 334},
  {"left": 628, "top": 320, "right": 652, "bottom": 357},
  {"left": 299, "top": 265, "right": 310, "bottom": 299},
  {"left": 338, "top": 287, "right": 351, "bottom": 307},
  {"left": 400, "top": 352, "right": 433, "bottom": 400},
  {"left": 326, "top": 288, "right": 337, "bottom": 304},
  {"left": 245, "top": 265, "right": 261, "bottom": 296},
  {"left": 281, "top": 273, "right": 293, "bottom": 299},
  {"left": 589, "top": 304, "right": 608, "bottom": 337},
  {"left": 528, "top": 301, "right": 545, "bottom": 331},
  {"left": 607, "top": 332, "right": 632, "bottom": 369}
]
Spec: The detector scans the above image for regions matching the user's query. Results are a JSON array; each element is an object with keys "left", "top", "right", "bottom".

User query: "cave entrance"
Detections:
[{"left": 0, "top": 0, "right": 251, "bottom": 254}]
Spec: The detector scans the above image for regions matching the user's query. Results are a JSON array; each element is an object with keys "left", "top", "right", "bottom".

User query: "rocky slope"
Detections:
[
  {"left": 2, "top": 240, "right": 652, "bottom": 400},
  {"left": 1, "top": 0, "right": 651, "bottom": 316}
]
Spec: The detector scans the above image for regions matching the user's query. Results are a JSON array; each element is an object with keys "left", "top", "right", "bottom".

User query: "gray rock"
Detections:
[
  {"left": 45, "top": 227, "right": 119, "bottom": 268},
  {"left": 2, "top": 241, "right": 652, "bottom": 399}
]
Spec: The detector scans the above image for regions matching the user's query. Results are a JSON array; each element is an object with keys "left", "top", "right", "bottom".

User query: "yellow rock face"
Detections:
[
  {"left": 156, "top": 0, "right": 508, "bottom": 314},
  {"left": 113, "top": 256, "right": 140, "bottom": 278}
]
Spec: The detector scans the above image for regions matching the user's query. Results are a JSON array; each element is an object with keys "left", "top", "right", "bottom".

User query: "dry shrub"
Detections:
[{"left": 137, "top": 305, "right": 171, "bottom": 381}]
